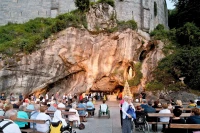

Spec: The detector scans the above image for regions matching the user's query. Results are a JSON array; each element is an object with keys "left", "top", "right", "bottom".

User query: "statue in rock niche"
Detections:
[{"left": 128, "top": 67, "right": 133, "bottom": 80}]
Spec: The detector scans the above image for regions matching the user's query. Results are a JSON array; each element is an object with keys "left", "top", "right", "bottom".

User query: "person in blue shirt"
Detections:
[
  {"left": 86, "top": 98, "right": 95, "bottom": 116},
  {"left": 141, "top": 100, "right": 157, "bottom": 131},
  {"left": 19, "top": 93, "right": 23, "bottom": 101},
  {"left": 26, "top": 101, "right": 35, "bottom": 110},
  {"left": 30, "top": 104, "right": 40, "bottom": 129},
  {"left": 15, "top": 105, "right": 29, "bottom": 129},
  {"left": 77, "top": 100, "right": 86, "bottom": 117},
  {"left": 186, "top": 108, "right": 200, "bottom": 133}
]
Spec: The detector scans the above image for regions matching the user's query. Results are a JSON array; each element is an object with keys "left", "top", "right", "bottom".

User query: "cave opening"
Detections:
[
  {"left": 139, "top": 50, "right": 147, "bottom": 61},
  {"left": 113, "top": 85, "right": 124, "bottom": 93}
]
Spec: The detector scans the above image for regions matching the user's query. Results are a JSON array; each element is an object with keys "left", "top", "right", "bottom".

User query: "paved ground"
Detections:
[{"left": 73, "top": 101, "right": 162, "bottom": 133}]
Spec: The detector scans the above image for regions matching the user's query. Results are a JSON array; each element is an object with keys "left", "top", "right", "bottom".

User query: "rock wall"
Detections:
[
  {"left": 0, "top": 0, "right": 168, "bottom": 32},
  {"left": 115, "top": 0, "right": 168, "bottom": 32},
  {"left": 0, "top": 28, "right": 165, "bottom": 95},
  {"left": 86, "top": 3, "right": 117, "bottom": 32}
]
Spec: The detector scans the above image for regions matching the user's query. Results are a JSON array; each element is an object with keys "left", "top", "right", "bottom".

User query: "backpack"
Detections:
[
  {"left": 79, "top": 123, "right": 85, "bottom": 130},
  {"left": 0, "top": 120, "right": 13, "bottom": 133}
]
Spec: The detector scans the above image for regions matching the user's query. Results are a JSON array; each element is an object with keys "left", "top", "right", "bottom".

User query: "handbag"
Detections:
[{"left": 126, "top": 105, "right": 136, "bottom": 119}]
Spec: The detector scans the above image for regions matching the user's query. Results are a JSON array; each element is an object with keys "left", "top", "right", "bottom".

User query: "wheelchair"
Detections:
[
  {"left": 98, "top": 105, "right": 110, "bottom": 118},
  {"left": 132, "top": 115, "right": 149, "bottom": 133}
]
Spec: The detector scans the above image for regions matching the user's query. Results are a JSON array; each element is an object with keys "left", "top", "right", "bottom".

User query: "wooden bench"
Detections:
[
  {"left": 147, "top": 113, "right": 191, "bottom": 118},
  {"left": 155, "top": 108, "right": 192, "bottom": 112},
  {"left": 170, "top": 124, "right": 200, "bottom": 133},
  {"left": 170, "top": 124, "right": 200, "bottom": 129},
  {"left": 65, "top": 107, "right": 85, "bottom": 111},
  {"left": 46, "top": 111, "right": 76, "bottom": 115},
  {"left": 0, "top": 117, "right": 48, "bottom": 133},
  {"left": 147, "top": 113, "right": 191, "bottom": 130},
  {"left": 16, "top": 118, "right": 47, "bottom": 133}
]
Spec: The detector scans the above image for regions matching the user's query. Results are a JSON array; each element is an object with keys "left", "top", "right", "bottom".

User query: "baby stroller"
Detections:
[
  {"left": 132, "top": 110, "right": 149, "bottom": 133},
  {"left": 49, "top": 121, "right": 75, "bottom": 133}
]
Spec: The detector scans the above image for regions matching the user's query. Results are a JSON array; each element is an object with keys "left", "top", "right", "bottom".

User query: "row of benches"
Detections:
[{"left": 146, "top": 113, "right": 200, "bottom": 132}]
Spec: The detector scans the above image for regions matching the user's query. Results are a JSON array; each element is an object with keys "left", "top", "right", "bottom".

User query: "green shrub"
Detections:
[
  {"left": 146, "top": 81, "right": 164, "bottom": 91},
  {"left": 176, "top": 22, "right": 200, "bottom": 47},
  {"left": 97, "top": 0, "right": 115, "bottom": 7},
  {"left": 23, "top": 42, "right": 36, "bottom": 53},
  {"left": 155, "top": 24, "right": 164, "bottom": 30},
  {"left": 43, "top": 27, "right": 52, "bottom": 39},
  {"left": 118, "top": 20, "right": 137, "bottom": 31},
  {"left": 74, "top": 0, "right": 90, "bottom": 11},
  {"left": 0, "top": 10, "right": 87, "bottom": 56},
  {"left": 55, "top": 20, "right": 66, "bottom": 32}
]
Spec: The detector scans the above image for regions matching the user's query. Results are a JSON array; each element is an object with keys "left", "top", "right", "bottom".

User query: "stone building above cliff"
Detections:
[{"left": 0, "top": 0, "right": 168, "bottom": 32}]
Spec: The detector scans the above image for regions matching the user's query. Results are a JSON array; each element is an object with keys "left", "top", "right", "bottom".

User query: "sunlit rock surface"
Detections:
[{"left": 0, "top": 27, "right": 164, "bottom": 95}]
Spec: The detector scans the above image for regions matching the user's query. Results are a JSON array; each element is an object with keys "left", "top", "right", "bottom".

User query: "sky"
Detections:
[{"left": 166, "top": 0, "right": 175, "bottom": 9}]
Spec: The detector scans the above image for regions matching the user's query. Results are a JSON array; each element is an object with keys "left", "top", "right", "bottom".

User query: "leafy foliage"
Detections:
[
  {"left": 74, "top": 0, "right": 90, "bottom": 11},
  {"left": 117, "top": 20, "right": 137, "bottom": 31},
  {"left": 169, "top": 0, "right": 200, "bottom": 28},
  {"left": 0, "top": 10, "right": 87, "bottom": 56},
  {"left": 97, "top": 0, "right": 115, "bottom": 7},
  {"left": 152, "top": 48, "right": 200, "bottom": 90},
  {"left": 150, "top": 24, "right": 176, "bottom": 42},
  {"left": 146, "top": 81, "right": 164, "bottom": 91},
  {"left": 176, "top": 22, "right": 200, "bottom": 47}
]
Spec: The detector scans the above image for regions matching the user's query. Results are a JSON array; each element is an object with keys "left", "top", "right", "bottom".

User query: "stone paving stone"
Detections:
[{"left": 74, "top": 101, "right": 161, "bottom": 133}]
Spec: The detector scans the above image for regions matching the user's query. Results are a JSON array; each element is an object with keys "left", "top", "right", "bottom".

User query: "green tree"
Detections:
[
  {"left": 154, "top": 48, "right": 200, "bottom": 90},
  {"left": 176, "top": 22, "right": 200, "bottom": 47},
  {"left": 169, "top": 0, "right": 200, "bottom": 28},
  {"left": 74, "top": 0, "right": 90, "bottom": 11}
]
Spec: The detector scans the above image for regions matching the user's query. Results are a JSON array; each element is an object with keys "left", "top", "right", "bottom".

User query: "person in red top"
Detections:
[
  {"left": 79, "top": 94, "right": 83, "bottom": 101},
  {"left": 118, "top": 92, "right": 122, "bottom": 100}
]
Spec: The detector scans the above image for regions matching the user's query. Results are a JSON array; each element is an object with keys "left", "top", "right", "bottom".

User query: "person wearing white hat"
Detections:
[
  {"left": 52, "top": 102, "right": 67, "bottom": 127},
  {"left": 135, "top": 99, "right": 139, "bottom": 103}
]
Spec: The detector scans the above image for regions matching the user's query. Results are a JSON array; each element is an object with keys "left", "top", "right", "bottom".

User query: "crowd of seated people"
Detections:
[
  {"left": 134, "top": 98, "right": 200, "bottom": 133},
  {"left": 0, "top": 91, "right": 97, "bottom": 132}
]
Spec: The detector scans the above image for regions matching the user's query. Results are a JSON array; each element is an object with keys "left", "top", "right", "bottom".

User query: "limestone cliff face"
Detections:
[
  {"left": 0, "top": 28, "right": 164, "bottom": 95},
  {"left": 86, "top": 3, "right": 117, "bottom": 32}
]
